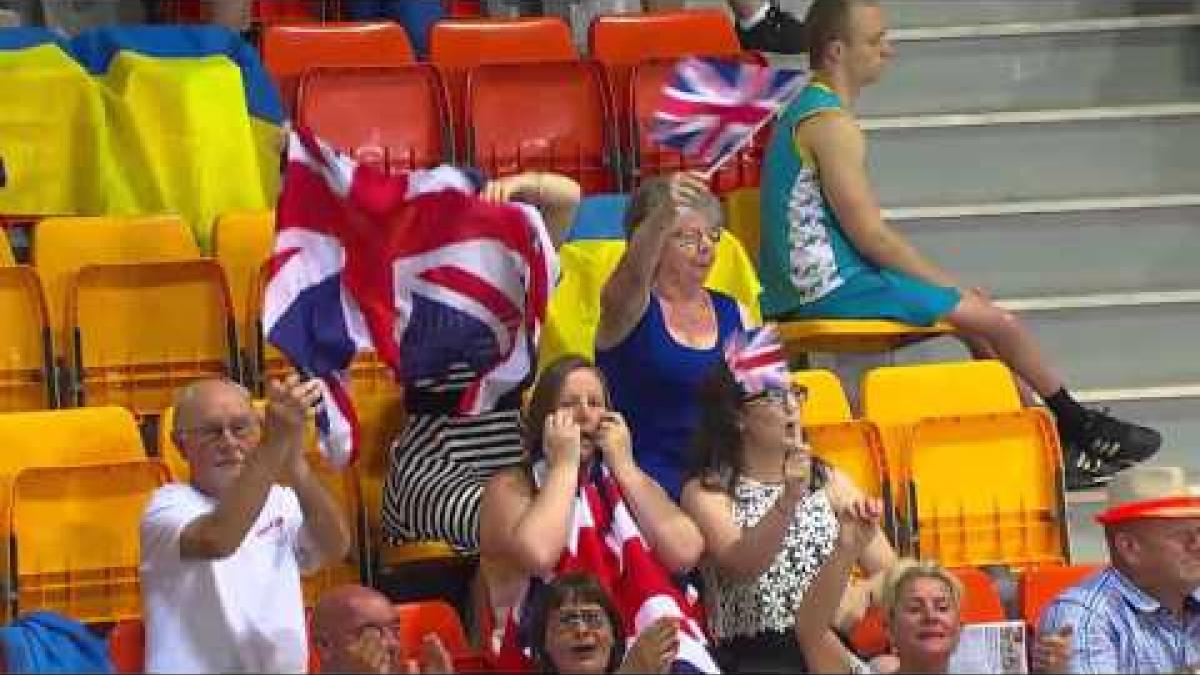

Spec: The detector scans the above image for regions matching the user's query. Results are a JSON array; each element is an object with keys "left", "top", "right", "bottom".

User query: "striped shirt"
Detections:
[{"left": 1040, "top": 566, "right": 1200, "bottom": 674}]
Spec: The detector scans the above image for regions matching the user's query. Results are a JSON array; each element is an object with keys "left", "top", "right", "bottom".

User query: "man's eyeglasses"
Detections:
[
  {"left": 670, "top": 228, "right": 722, "bottom": 252},
  {"left": 554, "top": 607, "right": 608, "bottom": 631},
  {"left": 178, "top": 416, "right": 261, "bottom": 445}
]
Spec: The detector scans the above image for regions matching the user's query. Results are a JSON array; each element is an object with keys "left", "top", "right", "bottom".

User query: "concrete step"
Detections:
[
  {"left": 890, "top": 195, "right": 1200, "bottom": 298},
  {"left": 689, "top": 0, "right": 1199, "bottom": 28},
  {"left": 1065, "top": 388, "right": 1200, "bottom": 562},
  {"left": 894, "top": 290, "right": 1200, "bottom": 391},
  {"left": 858, "top": 16, "right": 1200, "bottom": 116},
  {"left": 864, "top": 103, "right": 1200, "bottom": 208}
]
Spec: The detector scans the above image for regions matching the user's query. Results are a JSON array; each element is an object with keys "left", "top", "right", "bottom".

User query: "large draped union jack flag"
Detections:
[
  {"left": 650, "top": 56, "right": 807, "bottom": 172},
  {"left": 263, "top": 128, "right": 557, "bottom": 467}
]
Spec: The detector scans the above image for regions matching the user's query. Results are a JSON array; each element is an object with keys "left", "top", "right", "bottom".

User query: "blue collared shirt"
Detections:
[{"left": 1040, "top": 566, "right": 1200, "bottom": 673}]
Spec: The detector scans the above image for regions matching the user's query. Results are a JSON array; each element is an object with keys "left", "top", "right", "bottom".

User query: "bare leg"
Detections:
[
  {"left": 943, "top": 293, "right": 1064, "bottom": 397},
  {"left": 959, "top": 332, "right": 1038, "bottom": 405}
]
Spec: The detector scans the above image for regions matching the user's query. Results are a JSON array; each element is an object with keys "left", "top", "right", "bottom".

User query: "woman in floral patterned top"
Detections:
[{"left": 681, "top": 358, "right": 896, "bottom": 673}]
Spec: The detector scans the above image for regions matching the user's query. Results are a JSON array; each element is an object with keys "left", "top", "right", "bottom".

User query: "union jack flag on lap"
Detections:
[
  {"left": 263, "top": 127, "right": 557, "bottom": 468},
  {"left": 650, "top": 57, "right": 808, "bottom": 172}
]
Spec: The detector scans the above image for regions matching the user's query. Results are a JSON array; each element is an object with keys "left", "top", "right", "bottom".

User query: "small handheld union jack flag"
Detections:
[{"left": 650, "top": 56, "right": 808, "bottom": 176}]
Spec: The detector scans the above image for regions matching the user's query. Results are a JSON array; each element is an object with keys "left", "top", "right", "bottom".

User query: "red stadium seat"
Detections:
[
  {"left": 297, "top": 64, "right": 452, "bottom": 171},
  {"left": 466, "top": 60, "right": 620, "bottom": 193}
]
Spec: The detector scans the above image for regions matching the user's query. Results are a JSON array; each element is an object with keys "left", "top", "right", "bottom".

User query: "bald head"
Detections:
[
  {"left": 172, "top": 378, "right": 252, "bottom": 435},
  {"left": 314, "top": 585, "right": 402, "bottom": 673}
]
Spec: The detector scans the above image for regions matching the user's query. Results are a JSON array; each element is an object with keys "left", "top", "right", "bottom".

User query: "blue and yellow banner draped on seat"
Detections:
[{"left": 0, "top": 25, "right": 282, "bottom": 251}]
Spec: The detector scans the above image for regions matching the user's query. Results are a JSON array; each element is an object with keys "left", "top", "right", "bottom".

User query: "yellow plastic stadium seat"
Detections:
[
  {"left": 793, "top": 369, "right": 852, "bottom": 425},
  {"left": 0, "top": 266, "right": 56, "bottom": 411},
  {"left": 213, "top": 210, "right": 275, "bottom": 378},
  {"left": 67, "top": 260, "right": 238, "bottom": 415},
  {"left": 158, "top": 400, "right": 368, "bottom": 599},
  {"left": 0, "top": 229, "right": 14, "bottom": 265},
  {"left": 722, "top": 188, "right": 952, "bottom": 355},
  {"left": 33, "top": 215, "right": 201, "bottom": 349},
  {"left": 0, "top": 405, "right": 147, "bottom": 621},
  {"left": 862, "top": 360, "right": 1024, "bottom": 423},
  {"left": 10, "top": 460, "right": 168, "bottom": 623},
  {"left": 807, "top": 420, "right": 897, "bottom": 543},
  {"left": 861, "top": 361, "right": 1066, "bottom": 565},
  {"left": 904, "top": 411, "right": 1069, "bottom": 567}
]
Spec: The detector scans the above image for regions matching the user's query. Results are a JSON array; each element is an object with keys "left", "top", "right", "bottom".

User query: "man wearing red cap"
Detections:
[{"left": 1040, "top": 465, "right": 1200, "bottom": 673}]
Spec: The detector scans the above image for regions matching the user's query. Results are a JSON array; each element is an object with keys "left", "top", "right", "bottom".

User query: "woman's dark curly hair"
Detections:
[
  {"left": 528, "top": 572, "right": 626, "bottom": 674},
  {"left": 689, "top": 361, "right": 829, "bottom": 495}
]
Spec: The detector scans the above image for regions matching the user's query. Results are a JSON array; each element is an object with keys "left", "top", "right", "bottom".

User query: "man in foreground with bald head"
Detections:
[
  {"left": 140, "top": 376, "right": 353, "bottom": 673},
  {"left": 314, "top": 584, "right": 453, "bottom": 674}
]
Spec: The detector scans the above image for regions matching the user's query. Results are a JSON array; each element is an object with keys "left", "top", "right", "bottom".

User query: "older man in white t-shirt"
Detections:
[{"left": 140, "top": 375, "right": 353, "bottom": 673}]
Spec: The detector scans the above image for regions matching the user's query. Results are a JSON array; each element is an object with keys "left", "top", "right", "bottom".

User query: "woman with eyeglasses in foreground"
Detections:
[
  {"left": 528, "top": 573, "right": 682, "bottom": 674},
  {"left": 596, "top": 172, "right": 755, "bottom": 504},
  {"left": 794, "top": 506, "right": 1072, "bottom": 674},
  {"left": 681, "top": 329, "right": 897, "bottom": 672}
]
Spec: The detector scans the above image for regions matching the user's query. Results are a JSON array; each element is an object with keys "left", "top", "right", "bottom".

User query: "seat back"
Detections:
[
  {"left": 33, "top": 216, "right": 201, "bottom": 349},
  {"left": 950, "top": 567, "right": 1008, "bottom": 623},
  {"left": 395, "top": 600, "right": 471, "bottom": 655},
  {"left": 588, "top": 10, "right": 740, "bottom": 67},
  {"left": 1019, "top": 564, "right": 1101, "bottom": 630},
  {"left": 862, "top": 360, "right": 1024, "bottom": 424},
  {"left": 261, "top": 21, "right": 416, "bottom": 111},
  {"left": 628, "top": 54, "right": 768, "bottom": 194},
  {"left": 906, "top": 410, "right": 1068, "bottom": 567},
  {"left": 467, "top": 60, "right": 619, "bottom": 193},
  {"left": 429, "top": 16, "right": 577, "bottom": 153},
  {"left": 0, "top": 266, "right": 55, "bottom": 411},
  {"left": 0, "top": 228, "right": 14, "bottom": 265},
  {"left": 10, "top": 460, "right": 168, "bottom": 623},
  {"left": 297, "top": 64, "right": 452, "bottom": 170},
  {"left": 108, "top": 618, "right": 145, "bottom": 674},
  {"left": 213, "top": 210, "right": 274, "bottom": 379},
  {"left": 723, "top": 187, "right": 762, "bottom": 265},
  {"left": 793, "top": 369, "right": 852, "bottom": 425},
  {"left": 67, "top": 260, "right": 238, "bottom": 415},
  {"left": 807, "top": 420, "right": 896, "bottom": 542}
]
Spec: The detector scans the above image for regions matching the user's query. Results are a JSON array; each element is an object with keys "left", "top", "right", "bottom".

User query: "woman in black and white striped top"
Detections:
[{"left": 380, "top": 171, "right": 581, "bottom": 553}]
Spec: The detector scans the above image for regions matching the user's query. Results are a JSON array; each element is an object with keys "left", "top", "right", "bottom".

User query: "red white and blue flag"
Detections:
[
  {"left": 495, "top": 460, "right": 719, "bottom": 673},
  {"left": 724, "top": 325, "right": 789, "bottom": 397},
  {"left": 650, "top": 56, "right": 807, "bottom": 172},
  {"left": 264, "top": 127, "right": 557, "bottom": 468}
]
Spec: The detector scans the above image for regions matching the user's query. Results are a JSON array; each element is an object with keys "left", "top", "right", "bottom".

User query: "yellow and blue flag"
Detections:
[{"left": 0, "top": 25, "right": 283, "bottom": 251}]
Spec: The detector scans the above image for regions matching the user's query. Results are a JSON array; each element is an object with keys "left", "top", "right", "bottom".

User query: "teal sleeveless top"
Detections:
[{"left": 759, "top": 83, "right": 871, "bottom": 317}]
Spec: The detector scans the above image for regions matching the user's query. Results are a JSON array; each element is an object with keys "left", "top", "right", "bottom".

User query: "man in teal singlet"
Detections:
[{"left": 758, "top": 0, "right": 1161, "bottom": 491}]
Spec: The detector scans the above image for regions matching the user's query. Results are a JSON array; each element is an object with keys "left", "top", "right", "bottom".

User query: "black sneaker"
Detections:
[
  {"left": 1076, "top": 408, "right": 1162, "bottom": 468},
  {"left": 736, "top": 4, "right": 807, "bottom": 55},
  {"left": 1062, "top": 445, "right": 1117, "bottom": 492}
]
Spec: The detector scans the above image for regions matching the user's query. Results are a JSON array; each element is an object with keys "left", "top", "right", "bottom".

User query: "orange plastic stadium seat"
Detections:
[
  {"left": 32, "top": 215, "right": 202, "bottom": 354},
  {"left": 10, "top": 460, "right": 168, "bottom": 623},
  {"left": 297, "top": 65, "right": 452, "bottom": 171},
  {"left": 429, "top": 16, "right": 577, "bottom": 152},
  {"left": 0, "top": 228, "right": 14, "bottom": 265},
  {"left": 262, "top": 21, "right": 416, "bottom": 112},
  {"left": 66, "top": 260, "right": 239, "bottom": 416},
  {"left": 627, "top": 54, "right": 769, "bottom": 194},
  {"left": 395, "top": 600, "right": 487, "bottom": 671},
  {"left": 807, "top": 419, "right": 898, "bottom": 543},
  {"left": 467, "top": 60, "right": 619, "bottom": 193},
  {"left": 793, "top": 368, "right": 852, "bottom": 425},
  {"left": 0, "top": 266, "right": 55, "bottom": 411},
  {"left": 108, "top": 617, "right": 145, "bottom": 674},
  {"left": 1020, "top": 564, "right": 1101, "bottom": 630}
]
